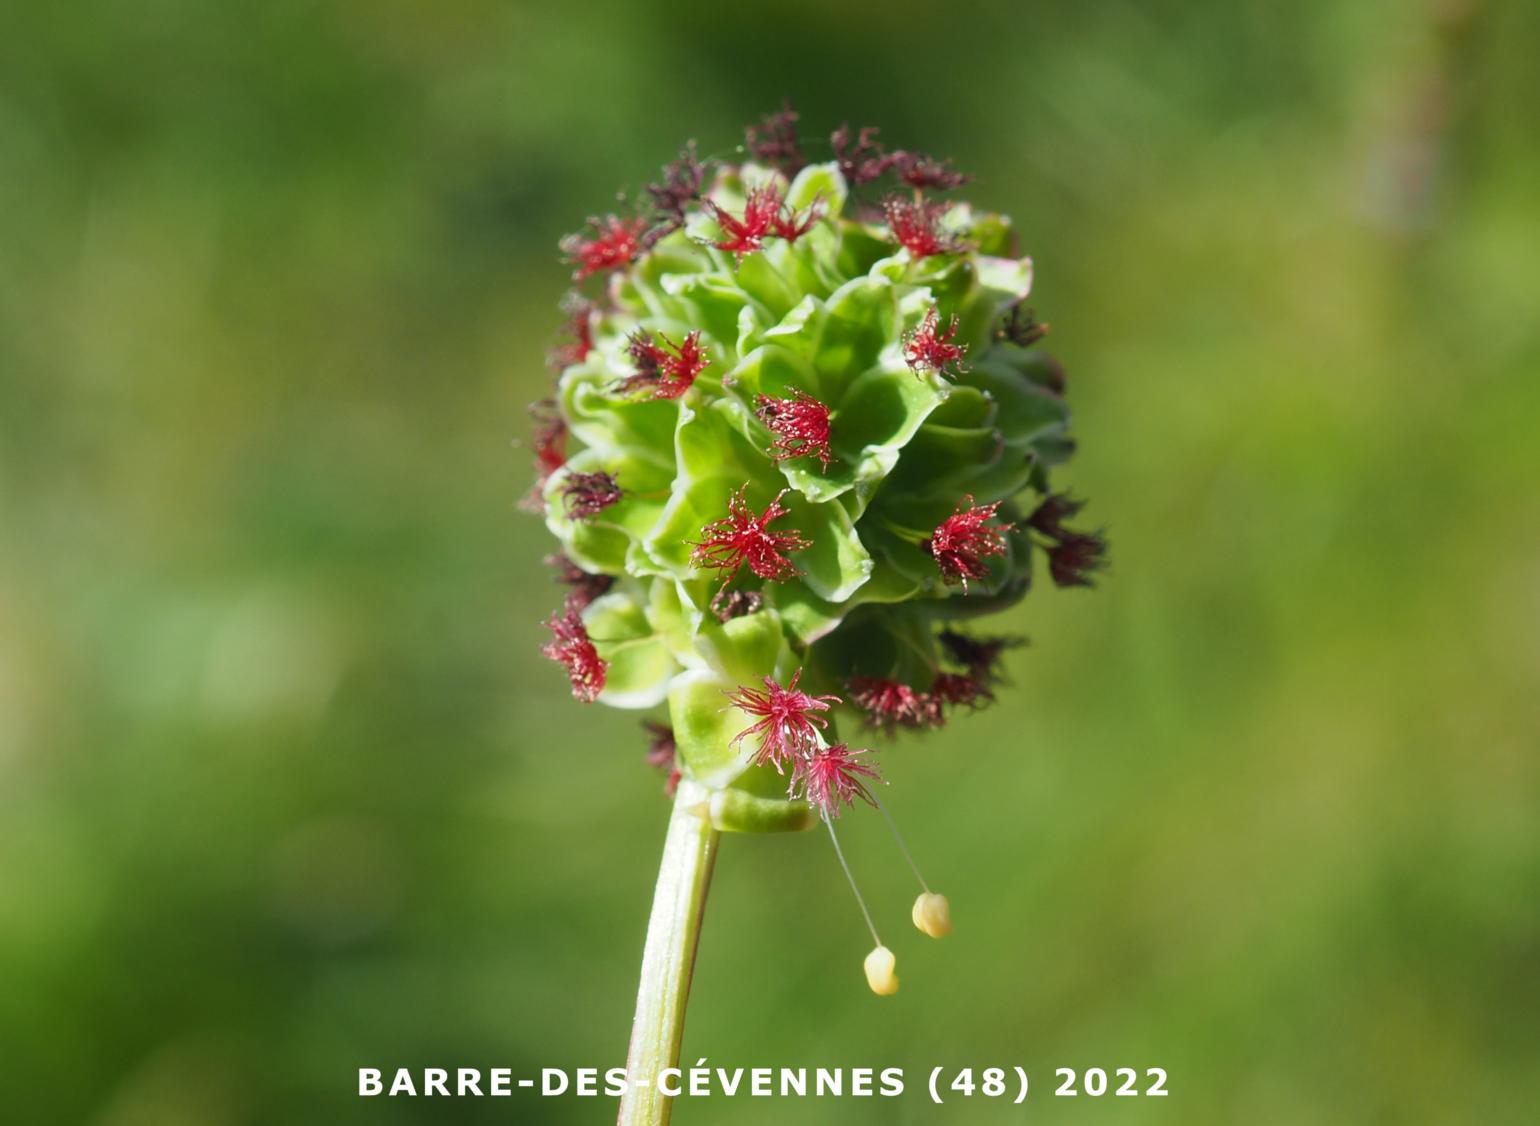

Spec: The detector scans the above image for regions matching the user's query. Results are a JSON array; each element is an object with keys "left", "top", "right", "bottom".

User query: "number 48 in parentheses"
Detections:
[{"left": 1054, "top": 1068, "right": 1168, "bottom": 1097}]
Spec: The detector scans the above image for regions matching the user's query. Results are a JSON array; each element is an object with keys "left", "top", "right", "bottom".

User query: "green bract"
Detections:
[{"left": 538, "top": 155, "right": 1082, "bottom": 831}]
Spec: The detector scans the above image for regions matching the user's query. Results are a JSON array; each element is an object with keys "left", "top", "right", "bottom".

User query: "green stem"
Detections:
[{"left": 618, "top": 780, "right": 719, "bottom": 1126}]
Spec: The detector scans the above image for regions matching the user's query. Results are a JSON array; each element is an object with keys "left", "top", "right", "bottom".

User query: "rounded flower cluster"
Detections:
[{"left": 530, "top": 110, "right": 1104, "bottom": 834}]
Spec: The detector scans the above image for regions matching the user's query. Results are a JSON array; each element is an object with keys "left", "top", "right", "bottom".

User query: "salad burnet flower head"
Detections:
[{"left": 528, "top": 108, "right": 1106, "bottom": 996}]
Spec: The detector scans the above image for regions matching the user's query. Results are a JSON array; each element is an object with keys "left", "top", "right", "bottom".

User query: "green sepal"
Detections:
[
  {"left": 558, "top": 363, "right": 679, "bottom": 466},
  {"left": 968, "top": 212, "right": 1017, "bottom": 257},
  {"left": 582, "top": 590, "right": 680, "bottom": 709},
  {"left": 785, "top": 161, "right": 848, "bottom": 215},
  {"left": 667, "top": 669, "right": 751, "bottom": 788},
  {"left": 657, "top": 272, "right": 764, "bottom": 362},
  {"left": 707, "top": 781, "right": 815, "bottom": 834},
  {"left": 698, "top": 607, "right": 791, "bottom": 684},
  {"left": 774, "top": 558, "right": 924, "bottom": 644},
  {"left": 960, "top": 352, "right": 1070, "bottom": 451},
  {"left": 810, "top": 602, "right": 940, "bottom": 692},
  {"left": 543, "top": 449, "right": 672, "bottom": 575},
  {"left": 641, "top": 401, "right": 784, "bottom": 578},
  {"left": 665, "top": 608, "right": 793, "bottom": 788},
  {"left": 816, "top": 276, "right": 899, "bottom": 379},
  {"left": 779, "top": 489, "right": 873, "bottom": 603}
]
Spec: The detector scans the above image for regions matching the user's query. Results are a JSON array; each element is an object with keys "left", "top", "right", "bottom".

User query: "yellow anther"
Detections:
[
  {"left": 912, "top": 892, "right": 952, "bottom": 938},
  {"left": 864, "top": 944, "right": 899, "bottom": 995}
]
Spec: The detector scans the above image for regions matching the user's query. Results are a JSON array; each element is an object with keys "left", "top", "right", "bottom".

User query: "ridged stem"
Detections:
[{"left": 617, "top": 780, "right": 719, "bottom": 1126}]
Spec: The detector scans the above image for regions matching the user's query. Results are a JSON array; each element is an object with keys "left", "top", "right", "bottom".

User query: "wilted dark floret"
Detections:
[
  {"left": 893, "top": 151, "right": 971, "bottom": 191},
  {"left": 546, "top": 295, "right": 595, "bottom": 372},
  {"left": 1046, "top": 531, "right": 1108, "bottom": 588},
  {"left": 830, "top": 123, "right": 895, "bottom": 185},
  {"left": 1026, "top": 494, "right": 1108, "bottom": 587},
  {"left": 560, "top": 471, "right": 622, "bottom": 521},
  {"left": 1026, "top": 493, "right": 1086, "bottom": 537},
  {"left": 644, "top": 142, "right": 709, "bottom": 244},
  {"left": 616, "top": 330, "right": 711, "bottom": 400},
  {"left": 746, "top": 102, "right": 805, "bottom": 175},
  {"left": 929, "top": 672, "right": 992, "bottom": 710},
  {"left": 938, "top": 630, "right": 1023, "bottom": 684},
  {"left": 712, "top": 589, "right": 765, "bottom": 623},
  {"left": 998, "top": 302, "right": 1051, "bottom": 348},
  {"left": 545, "top": 553, "right": 614, "bottom": 613}
]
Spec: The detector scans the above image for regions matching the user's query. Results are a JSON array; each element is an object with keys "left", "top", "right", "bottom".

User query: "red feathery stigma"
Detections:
[
  {"left": 846, "top": 676, "right": 933, "bottom": 732},
  {"left": 561, "top": 214, "right": 647, "bottom": 281},
  {"left": 616, "top": 330, "right": 711, "bottom": 400},
  {"left": 559, "top": 471, "right": 622, "bottom": 522},
  {"left": 830, "top": 123, "right": 895, "bottom": 185},
  {"left": 770, "top": 196, "right": 822, "bottom": 243},
  {"left": 792, "top": 742, "right": 882, "bottom": 816},
  {"left": 529, "top": 399, "right": 567, "bottom": 483},
  {"left": 755, "top": 388, "right": 833, "bottom": 469},
  {"left": 882, "top": 195, "right": 962, "bottom": 258},
  {"left": 546, "top": 295, "right": 595, "bottom": 371},
  {"left": 893, "top": 151, "right": 971, "bottom": 191},
  {"left": 725, "top": 669, "right": 839, "bottom": 772},
  {"left": 689, "top": 486, "right": 811, "bottom": 583},
  {"left": 938, "top": 629, "right": 1023, "bottom": 684},
  {"left": 544, "top": 553, "right": 614, "bottom": 613},
  {"left": 926, "top": 495, "right": 1014, "bottom": 589},
  {"left": 707, "top": 185, "right": 782, "bottom": 257},
  {"left": 709, "top": 184, "right": 822, "bottom": 256},
  {"left": 903, "top": 305, "right": 968, "bottom": 377},
  {"left": 520, "top": 399, "right": 567, "bottom": 512},
  {"left": 745, "top": 102, "right": 805, "bottom": 175},
  {"left": 541, "top": 610, "right": 607, "bottom": 703}
]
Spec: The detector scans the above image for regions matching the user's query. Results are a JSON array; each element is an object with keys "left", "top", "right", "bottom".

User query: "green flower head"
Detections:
[{"left": 529, "top": 107, "right": 1106, "bottom": 988}]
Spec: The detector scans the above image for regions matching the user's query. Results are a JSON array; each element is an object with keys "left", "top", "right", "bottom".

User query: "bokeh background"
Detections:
[{"left": 3, "top": 0, "right": 1537, "bottom": 1122}]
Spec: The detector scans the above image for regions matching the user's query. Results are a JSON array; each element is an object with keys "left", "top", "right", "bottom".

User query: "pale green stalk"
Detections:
[{"left": 618, "top": 780, "right": 719, "bottom": 1126}]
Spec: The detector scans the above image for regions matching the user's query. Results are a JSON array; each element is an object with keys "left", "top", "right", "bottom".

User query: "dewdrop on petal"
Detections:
[
  {"left": 864, "top": 945, "right": 899, "bottom": 996},
  {"left": 912, "top": 892, "right": 952, "bottom": 938}
]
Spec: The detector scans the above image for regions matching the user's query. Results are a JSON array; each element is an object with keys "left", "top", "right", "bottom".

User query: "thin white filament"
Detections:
[
  {"left": 875, "top": 795, "right": 930, "bottom": 893},
  {"left": 823, "top": 813, "right": 881, "bottom": 947}
]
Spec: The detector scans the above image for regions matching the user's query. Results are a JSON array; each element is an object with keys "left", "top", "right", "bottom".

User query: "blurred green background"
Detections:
[{"left": 3, "top": 0, "right": 1537, "bottom": 1122}]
